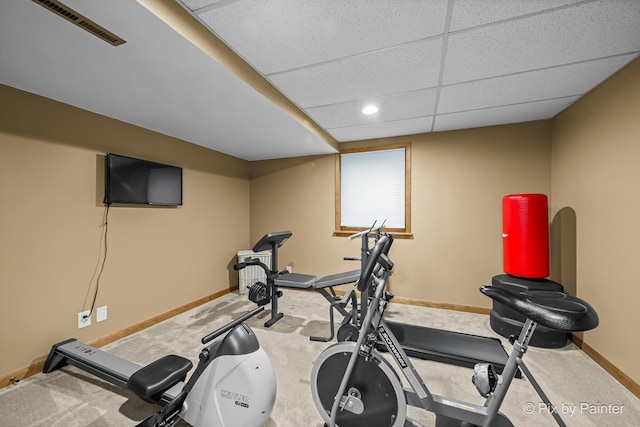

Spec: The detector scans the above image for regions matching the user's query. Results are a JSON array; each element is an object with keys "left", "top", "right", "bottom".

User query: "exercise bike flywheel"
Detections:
[{"left": 310, "top": 342, "right": 406, "bottom": 427}]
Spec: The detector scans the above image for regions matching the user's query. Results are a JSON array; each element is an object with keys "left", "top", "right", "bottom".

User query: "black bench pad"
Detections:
[
  {"left": 314, "top": 269, "right": 360, "bottom": 289},
  {"left": 274, "top": 272, "right": 317, "bottom": 289},
  {"left": 274, "top": 270, "right": 361, "bottom": 289},
  {"left": 480, "top": 285, "right": 599, "bottom": 332},
  {"left": 127, "top": 354, "right": 193, "bottom": 402}
]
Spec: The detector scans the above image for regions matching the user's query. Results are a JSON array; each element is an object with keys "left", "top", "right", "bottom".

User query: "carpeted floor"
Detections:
[{"left": 1, "top": 289, "right": 638, "bottom": 426}]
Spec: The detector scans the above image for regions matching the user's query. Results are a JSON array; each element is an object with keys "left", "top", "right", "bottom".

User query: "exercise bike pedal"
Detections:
[
  {"left": 339, "top": 388, "right": 364, "bottom": 414},
  {"left": 472, "top": 363, "right": 499, "bottom": 398}
]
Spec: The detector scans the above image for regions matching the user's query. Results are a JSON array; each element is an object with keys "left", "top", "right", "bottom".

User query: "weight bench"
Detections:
[
  {"left": 274, "top": 269, "right": 360, "bottom": 341},
  {"left": 239, "top": 231, "right": 360, "bottom": 339}
]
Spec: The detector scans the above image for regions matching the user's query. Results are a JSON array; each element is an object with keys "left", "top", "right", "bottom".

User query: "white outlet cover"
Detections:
[{"left": 78, "top": 310, "right": 91, "bottom": 329}]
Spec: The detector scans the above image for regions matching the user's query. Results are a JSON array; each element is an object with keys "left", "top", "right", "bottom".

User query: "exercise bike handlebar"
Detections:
[
  {"left": 357, "top": 234, "right": 393, "bottom": 292},
  {"left": 347, "top": 223, "right": 384, "bottom": 240},
  {"left": 201, "top": 306, "right": 265, "bottom": 344}
]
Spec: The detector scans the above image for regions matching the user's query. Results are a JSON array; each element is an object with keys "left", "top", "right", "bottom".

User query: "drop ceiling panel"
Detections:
[
  {"left": 3, "top": 0, "right": 640, "bottom": 160},
  {"left": 449, "top": 0, "right": 583, "bottom": 31},
  {"left": 438, "top": 55, "right": 636, "bottom": 115},
  {"left": 192, "top": 0, "right": 449, "bottom": 74},
  {"left": 181, "top": 0, "right": 225, "bottom": 9},
  {"left": 0, "top": 0, "right": 334, "bottom": 161},
  {"left": 306, "top": 88, "right": 438, "bottom": 129},
  {"left": 267, "top": 38, "right": 442, "bottom": 108},
  {"left": 329, "top": 116, "right": 434, "bottom": 143},
  {"left": 434, "top": 96, "right": 580, "bottom": 132},
  {"left": 444, "top": 0, "right": 640, "bottom": 85}
]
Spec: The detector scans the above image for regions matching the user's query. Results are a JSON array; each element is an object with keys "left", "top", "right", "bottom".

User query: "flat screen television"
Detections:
[{"left": 104, "top": 153, "right": 183, "bottom": 206}]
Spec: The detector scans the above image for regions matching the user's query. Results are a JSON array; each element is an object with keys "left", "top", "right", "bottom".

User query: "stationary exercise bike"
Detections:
[
  {"left": 337, "top": 222, "right": 512, "bottom": 373},
  {"left": 310, "top": 234, "right": 599, "bottom": 427},
  {"left": 43, "top": 306, "right": 276, "bottom": 427}
]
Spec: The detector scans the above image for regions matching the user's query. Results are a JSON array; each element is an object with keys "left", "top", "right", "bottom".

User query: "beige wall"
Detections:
[
  {"left": 251, "top": 121, "right": 552, "bottom": 308},
  {"left": 551, "top": 58, "right": 640, "bottom": 383},
  {"left": 0, "top": 85, "right": 251, "bottom": 377}
]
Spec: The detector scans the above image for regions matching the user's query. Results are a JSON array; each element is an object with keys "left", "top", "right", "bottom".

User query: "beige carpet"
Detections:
[{"left": 1, "top": 289, "right": 638, "bottom": 426}]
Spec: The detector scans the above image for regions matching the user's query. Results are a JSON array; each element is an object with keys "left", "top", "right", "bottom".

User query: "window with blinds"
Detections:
[{"left": 335, "top": 144, "right": 411, "bottom": 236}]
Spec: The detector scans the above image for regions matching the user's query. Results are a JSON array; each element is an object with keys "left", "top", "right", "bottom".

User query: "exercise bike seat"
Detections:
[
  {"left": 480, "top": 285, "right": 599, "bottom": 332},
  {"left": 127, "top": 354, "right": 193, "bottom": 403}
]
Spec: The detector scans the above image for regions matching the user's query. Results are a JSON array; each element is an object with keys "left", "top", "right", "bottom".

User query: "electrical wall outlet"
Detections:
[
  {"left": 286, "top": 265, "right": 292, "bottom": 273},
  {"left": 96, "top": 306, "right": 107, "bottom": 322},
  {"left": 78, "top": 310, "right": 91, "bottom": 329}
]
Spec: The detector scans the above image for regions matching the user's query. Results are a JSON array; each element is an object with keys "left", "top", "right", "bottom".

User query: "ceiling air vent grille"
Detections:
[{"left": 31, "top": 0, "right": 126, "bottom": 46}]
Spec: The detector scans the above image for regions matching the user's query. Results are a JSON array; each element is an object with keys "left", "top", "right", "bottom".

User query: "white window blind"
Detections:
[{"left": 340, "top": 148, "right": 405, "bottom": 228}]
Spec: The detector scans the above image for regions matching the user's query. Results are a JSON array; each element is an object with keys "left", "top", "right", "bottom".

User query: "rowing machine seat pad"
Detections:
[
  {"left": 127, "top": 355, "right": 193, "bottom": 403},
  {"left": 502, "top": 194, "right": 549, "bottom": 279}
]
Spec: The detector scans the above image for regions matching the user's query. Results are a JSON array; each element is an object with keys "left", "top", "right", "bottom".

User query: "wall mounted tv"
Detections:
[{"left": 104, "top": 153, "right": 183, "bottom": 206}]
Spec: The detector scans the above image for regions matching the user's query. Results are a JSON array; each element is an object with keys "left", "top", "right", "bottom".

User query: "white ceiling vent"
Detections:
[{"left": 31, "top": 0, "right": 126, "bottom": 46}]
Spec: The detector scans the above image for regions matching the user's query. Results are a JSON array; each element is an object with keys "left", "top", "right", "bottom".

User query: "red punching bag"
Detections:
[{"left": 502, "top": 194, "right": 549, "bottom": 279}]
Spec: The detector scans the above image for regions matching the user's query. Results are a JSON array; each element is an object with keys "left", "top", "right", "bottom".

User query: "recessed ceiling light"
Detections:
[{"left": 362, "top": 105, "right": 379, "bottom": 115}]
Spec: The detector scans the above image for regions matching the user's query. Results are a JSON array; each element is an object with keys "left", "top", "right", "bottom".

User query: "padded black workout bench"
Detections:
[
  {"left": 274, "top": 269, "right": 360, "bottom": 341},
  {"left": 238, "top": 231, "right": 360, "bottom": 341}
]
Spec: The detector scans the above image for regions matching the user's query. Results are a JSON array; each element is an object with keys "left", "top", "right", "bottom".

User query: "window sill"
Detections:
[{"left": 333, "top": 230, "right": 413, "bottom": 239}]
